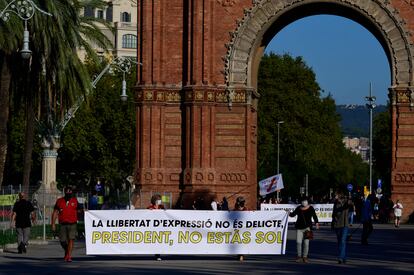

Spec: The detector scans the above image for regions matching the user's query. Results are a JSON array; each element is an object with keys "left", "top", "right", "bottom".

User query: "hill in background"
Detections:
[{"left": 336, "top": 105, "right": 387, "bottom": 137}]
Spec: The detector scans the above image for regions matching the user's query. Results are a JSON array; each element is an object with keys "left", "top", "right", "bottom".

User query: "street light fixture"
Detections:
[
  {"left": 90, "top": 56, "right": 139, "bottom": 102},
  {"left": 121, "top": 78, "right": 127, "bottom": 102},
  {"left": 365, "top": 83, "right": 376, "bottom": 194},
  {"left": 0, "top": 0, "right": 52, "bottom": 59},
  {"left": 277, "top": 120, "right": 284, "bottom": 201},
  {"left": 38, "top": 56, "right": 140, "bottom": 193},
  {"left": 20, "top": 21, "right": 32, "bottom": 59}
]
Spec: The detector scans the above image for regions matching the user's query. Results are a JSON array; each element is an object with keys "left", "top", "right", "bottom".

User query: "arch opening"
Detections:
[{"left": 226, "top": 0, "right": 413, "bottom": 90}]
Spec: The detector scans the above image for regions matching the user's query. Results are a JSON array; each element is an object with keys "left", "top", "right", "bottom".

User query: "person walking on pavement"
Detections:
[
  {"left": 289, "top": 196, "right": 319, "bottom": 263},
  {"left": 361, "top": 194, "right": 373, "bottom": 245},
  {"left": 11, "top": 192, "right": 36, "bottom": 254},
  {"left": 147, "top": 194, "right": 165, "bottom": 261},
  {"left": 51, "top": 186, "right": 80, "bottom": 262},
  {"left": 332, "top": 193, "right": 350, "bottom": 264},
  {"left": 348, "top": 200, "right": 355, "bottom": 226},
  {"left": 393, "top": 200, "right": 403, "bottom": 228}
]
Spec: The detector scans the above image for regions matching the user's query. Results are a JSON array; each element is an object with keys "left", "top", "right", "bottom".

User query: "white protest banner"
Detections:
[
  {"left": 84, "top": 210, "right": 288, "bottom": 255},
  {"left": 259, "top": 174, "right": 284, "bottom": 196},
  {"left": 260, "top": 204, "right": 334, "bottom": 223}
]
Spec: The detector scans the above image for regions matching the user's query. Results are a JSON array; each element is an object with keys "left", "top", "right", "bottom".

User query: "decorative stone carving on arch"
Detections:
[
  {"left": 403, "top": 0, "right": 414, "bottom": 8},
  {"left": 224, "top": 0, "right": 414, "bottom": 90}
]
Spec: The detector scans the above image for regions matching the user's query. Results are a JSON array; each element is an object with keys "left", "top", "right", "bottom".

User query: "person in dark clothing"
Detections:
[
  {"left": 11, "top": 192, "right": 36, "bottom": 254},
  {"left": 348, "top": 200, "right": 355, "bottom": 226},
  {"left": 354, "top": 196, "right": 363, "bottom": 223},
  {"left": 192, "top": 196, "right": 204, "bottom": 210},
  {"left": 289, "top": 197, "right": 319, "bottom": 263},
  {"left": 221, "top": 197, "right": 229, "bottom": 211},
  {"left": 361, "top": 195, "right": 374, "bottom": 245},
  {"left": 332, "top": 194, "right": 350, "bottom": 264},
  {"left": 88, "top": 191, "right": 99, "bottom": 210},
  {"left": 234, "top": 196, "right": 248, "bottom": 261}
]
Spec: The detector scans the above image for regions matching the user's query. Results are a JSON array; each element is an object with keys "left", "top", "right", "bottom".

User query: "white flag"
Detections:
[{"left": 259, "top": 174, "right": 284, "bottom": 196}]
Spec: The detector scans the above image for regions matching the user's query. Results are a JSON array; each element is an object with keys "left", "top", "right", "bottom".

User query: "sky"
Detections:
[{"left": 265, "top": 15, "right": 390, "bottom": 106}]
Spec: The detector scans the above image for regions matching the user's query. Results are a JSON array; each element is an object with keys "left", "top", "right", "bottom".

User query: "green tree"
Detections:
[
  {"left": 57, "top": 61, "right": 136, "bottom": 194},
  {"left": 0, "top": 3, "right": 23, "bottom": 188},
  {"left": 373, "top": 105, "right": 391, "bottom": 194},
  {"left": 257, "top": 53, "right": 368, "bottom": 197},
  {"left": 14, "top": 0, "right": 112, "bottom": 192}
]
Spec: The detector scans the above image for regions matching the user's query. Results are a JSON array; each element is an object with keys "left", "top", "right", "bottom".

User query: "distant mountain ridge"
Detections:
[{"left": 336, "top": 104, "right": 387, "bottom": 137}]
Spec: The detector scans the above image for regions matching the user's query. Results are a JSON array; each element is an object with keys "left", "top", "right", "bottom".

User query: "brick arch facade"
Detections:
[
  {"left": 225, "top": 0, "right": 413, "bottom": 88},
  {"left": 135, "top": 0, "right": 414, "bottom": 220}
]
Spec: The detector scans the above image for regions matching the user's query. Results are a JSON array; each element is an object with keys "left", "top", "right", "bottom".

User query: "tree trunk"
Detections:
[
  {"left": 22, "top": 69, "right": 35, "bottom": 194},
  {"left": 0, "top": 54, "right": 11, "bottom": 189}
]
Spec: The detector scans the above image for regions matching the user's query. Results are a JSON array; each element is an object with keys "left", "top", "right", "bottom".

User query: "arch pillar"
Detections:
[
  {"left": 390, "top": 86, "right": 414, "bottom": 219},
  {"left": 133, "top": 85, "right": 183, "bottom": 207},
  {"left": 179, "top": 86, "right": 258, "bottom": 209},
  {"left": 134, "top": 84, "right": 258, "bottom": 209}
]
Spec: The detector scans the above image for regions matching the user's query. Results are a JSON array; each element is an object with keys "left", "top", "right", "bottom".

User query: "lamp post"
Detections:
[
  {"left": 277, "top": 120, "right": 284, "bottom": 201},
  {"left": 365, "top": 83, "right": 376, "bottom": 194},
  {"left": 39, "top": 56, "right": 139, "bottom": 194},
  {"left": 62, "top": 56, "right": 139, "bottom": 130},
  {"left": 0, "top": 0, "right": 52, "bottom": 59}
]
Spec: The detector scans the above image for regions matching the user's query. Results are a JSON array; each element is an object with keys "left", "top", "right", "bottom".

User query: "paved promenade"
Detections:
[{"left": 1, "top": 223, "right": 413, "bottom": 274}]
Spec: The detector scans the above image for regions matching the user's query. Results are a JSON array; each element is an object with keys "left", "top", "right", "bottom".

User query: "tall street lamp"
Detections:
[
  {"left": 277, "top": 120, "right": 284, "bottom": 201},
  {"left": 365, "top": 83, "right": 376, "bottom": 194},
  {"left": 38, "top": 56, "right": 139, "bottom": 194},
  {"left": 0, "top": 0, "right": 52, "bottom": 59}
]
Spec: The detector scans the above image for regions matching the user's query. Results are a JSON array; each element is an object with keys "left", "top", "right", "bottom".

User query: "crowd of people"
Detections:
[
  {"left": 260, "top": 193, "right": 403, "bottom": 226},
  {"left": 9, "top": 186, "right": 405, "bottom": 264}
]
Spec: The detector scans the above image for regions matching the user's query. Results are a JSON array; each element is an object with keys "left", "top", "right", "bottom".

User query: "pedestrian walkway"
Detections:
[{"left": 1, "top": 224, "right": 413, "bottom": 274}]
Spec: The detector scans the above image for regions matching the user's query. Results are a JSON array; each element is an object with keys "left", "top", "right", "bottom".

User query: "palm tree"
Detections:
[
  {"left": 0, "top": 7, "right": 23, "bottom": 188},
  {"left": 16, "top": 0, "right": 113, "bottom": 193}
]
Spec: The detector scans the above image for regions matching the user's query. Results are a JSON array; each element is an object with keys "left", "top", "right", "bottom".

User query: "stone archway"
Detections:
[
  {"left": 135, "top": 0, "right": 414, "bottom": 219},
  {"left": 226, "top": 0, "right": 413, "bottom": 88},
  {"left": 224, "top": 0, "right": 414, "bottom": 220}
]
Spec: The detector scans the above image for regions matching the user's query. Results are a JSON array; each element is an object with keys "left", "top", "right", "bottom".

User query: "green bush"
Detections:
[
  {"left": 0, "top": 223, "right": 85, "bottom": 246},
  {"left": 30, "top": 224, "right": 55, "bottom": 239},
  {"left": 0, "top": 229, "right": 15, "bottom": 246}
]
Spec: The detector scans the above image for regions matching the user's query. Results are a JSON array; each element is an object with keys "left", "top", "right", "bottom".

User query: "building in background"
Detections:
[
  {"left": 342, "top": 136, "right": 369, "bottom": 162},
  {"left": 79, "top": 0, "right": 137, "bottom": 60}
]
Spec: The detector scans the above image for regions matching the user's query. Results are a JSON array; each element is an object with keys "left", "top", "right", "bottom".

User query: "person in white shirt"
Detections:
[
  {"left": 393, "top": 200, "right": 403, "bottom": 228},
  {"left": 210, "top": 195, "right": 219, "bottom": 211}
]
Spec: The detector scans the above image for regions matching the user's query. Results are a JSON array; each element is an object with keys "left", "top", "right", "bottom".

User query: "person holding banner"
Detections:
[
  {"left": 210, "top": 195, "right": 220, "bottom": 211},
  {"left": 234, "top": 196, "right": 248, "bottom": 261},
  {"left": 289, "top": 197, "right": 319, "bottom": 263},
  {"left": 51, "top": 187, "right": 80, "bottom": 262},
  {"left": 234, "top": 196, "right": 248, "bottom": 211},
  {"left": 221, "top": 197, "right": 229, "bottom": 211},
  {"left": 147, "top": 194, "right": 164, "bottom": 261},
  {"left": 147, "top": 194, "right": 165, "bottom": 210}
]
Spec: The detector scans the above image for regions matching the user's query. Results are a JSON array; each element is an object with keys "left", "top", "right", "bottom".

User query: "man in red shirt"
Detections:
[{"left": 51, "top": 186, "right": 79, "bottom": 262}]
